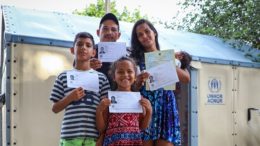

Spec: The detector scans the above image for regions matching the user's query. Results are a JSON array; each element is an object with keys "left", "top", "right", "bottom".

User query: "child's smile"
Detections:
[{"left": 114, "top": 60, "right": 136, "bottom": 91}]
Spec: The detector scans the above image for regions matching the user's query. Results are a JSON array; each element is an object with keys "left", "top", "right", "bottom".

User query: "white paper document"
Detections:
[
  {"left": 98, "top": 42, "right": 127, "bottom": 62},
  {"left": 67, "top": 69, "right": 99, "bottom": 92},
  {"left": 108, "top": 91, "right": 143, "bottom": 113},
  {"left": 146, "top": 61, "right": 179, "bottom": 91},
  {"left": 145, "top": 49, "right": 179, "bottom": 90}
]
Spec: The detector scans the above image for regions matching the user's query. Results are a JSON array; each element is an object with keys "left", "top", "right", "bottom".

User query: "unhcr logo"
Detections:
[{"left": 208, "top": 78, "right": 221, "bottom": 93}]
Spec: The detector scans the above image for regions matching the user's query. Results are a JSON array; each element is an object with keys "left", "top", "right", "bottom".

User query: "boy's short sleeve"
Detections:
[
  {"left": 49, "top": 72, "right": 66, "bottom": 103},
  {"left": 98, "top": 73, "right": 111, "bottom": 98}
]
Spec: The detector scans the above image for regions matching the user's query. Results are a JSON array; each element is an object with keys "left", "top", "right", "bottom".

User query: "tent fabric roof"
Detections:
[{"left": 2, "top": 5, "right": 260, "bottom": 68}]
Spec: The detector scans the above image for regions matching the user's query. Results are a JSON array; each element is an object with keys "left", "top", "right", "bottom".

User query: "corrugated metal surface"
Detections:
[{"left": 2, "top": 5, "right": 260, "bottom": 67}]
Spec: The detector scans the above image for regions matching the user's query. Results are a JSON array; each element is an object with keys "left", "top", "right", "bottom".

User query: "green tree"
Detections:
[
  {"left": 118, "top": 7, "right": 145, "bottom": 23},
  {"left": 168, "top": 0, "right": 260, "bottom": 61},
  {"left": 73, "top": 0, "right": 147, "bottom": 23},
  {"left": 73, "top": 0, "right": 118, "bottom": 17},
  {"left": 169, "top": 0, "right": 259, "bottom": 51}
]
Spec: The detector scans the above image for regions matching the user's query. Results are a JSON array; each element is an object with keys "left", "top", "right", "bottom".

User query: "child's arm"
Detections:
[
  {"left": 96, "top": 98, "right": 110, "bottom": 133},
  {"left": 176, "top": 67, "right": 190, "bottom": 83},
  {"left": 52, "top": 87, "right": 85, "bottom": 113},
  {"left": 139, "top": 97, "right": 152, "bottom": 130}
]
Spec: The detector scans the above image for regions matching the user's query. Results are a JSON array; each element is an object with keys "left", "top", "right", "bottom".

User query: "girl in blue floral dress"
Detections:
[{"left": 129, "top": 19, "right": 191, "bottom": 146}]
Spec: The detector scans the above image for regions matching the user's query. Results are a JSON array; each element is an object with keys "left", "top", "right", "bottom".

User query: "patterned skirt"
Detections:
[
  {"left": 103, "top": 113, "right": 143, "bottom": 146},
  {"left": 141, "top": 87, "right": 181, "bottom": 145}
]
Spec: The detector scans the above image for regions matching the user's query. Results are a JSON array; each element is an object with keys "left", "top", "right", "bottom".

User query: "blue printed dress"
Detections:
[{"left": 139, "top": 61, "right": 181, "bottom": 145}]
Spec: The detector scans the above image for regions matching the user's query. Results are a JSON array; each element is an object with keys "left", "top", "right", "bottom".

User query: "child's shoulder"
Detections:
[
  {"left": 56, "top": 69, "right": 73, "bottom": 79},
  {"left": 60, "top": 69, "right": 74, "bottom": 74},
  {"left": 91, "top": 69, "right": 107, "bottom": 78}
]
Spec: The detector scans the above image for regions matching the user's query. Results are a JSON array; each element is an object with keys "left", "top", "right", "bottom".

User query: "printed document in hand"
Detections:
[
  {"left": 108, "top": 91, "right": 143, "bottom": 113},
  {"left": 67, "top": 69, "right": 99, "bottom": 92},
  {"left": 98, "top": 42, "right": 127, "bottom": 62},
  {"left": 145, "top": 49, "right": 179, "bottom": 90},
  {"left": 146, "top": 61, "right": 179, "bottom": 91}
]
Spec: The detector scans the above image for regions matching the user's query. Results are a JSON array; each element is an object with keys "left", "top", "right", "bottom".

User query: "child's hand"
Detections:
[
  {"left": 139, "top": 96, "right": 152, "bottom": 130},
  {"left": 69, "top": 87, "right": 85, "bottom": 101},
  {"left": 97, "top": 98, "right": 111, "bottom": 112},
  {"left": 90, "top": 58, "right": 102, "bottom": 70},
  {"left": 139, "top": 97, "right": 152, "bottom": 115}
]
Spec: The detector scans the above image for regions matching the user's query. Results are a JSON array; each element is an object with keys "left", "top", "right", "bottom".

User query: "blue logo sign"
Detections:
[{"left": 208, "top": 78, "right": 221, "bottom": 93}]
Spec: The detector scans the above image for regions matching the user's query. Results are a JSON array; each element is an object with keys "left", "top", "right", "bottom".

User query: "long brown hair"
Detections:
[{"left": 129, "top": 19, "right": 160, "bottom": 64}]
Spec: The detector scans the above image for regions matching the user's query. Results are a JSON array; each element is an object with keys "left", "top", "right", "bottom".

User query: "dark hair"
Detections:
[
  {"left": 129, "top": 19, "right": 160, "bottom": 64},
  {"left": 179, "top": 51, "right": 192, "bottom": 69},
  {"left": 73, "top": 32, "right": 95, "bottom": 47},
  {"left": 72, "top": 32, "right": 95, "bottom": 67},
  {"left": 99, "top": 13, "right": 120, "bottom": 30},
  {"left": 109, "top": 56, "right": 138, "bottom": 91}
]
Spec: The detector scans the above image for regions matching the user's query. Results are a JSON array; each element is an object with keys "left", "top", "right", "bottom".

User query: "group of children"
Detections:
[{"left": 49, "top": 13, "right": 191, "bottom": 146}]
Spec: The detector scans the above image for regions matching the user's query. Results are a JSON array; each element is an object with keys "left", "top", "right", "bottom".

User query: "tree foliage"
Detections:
[
  {"left": 119, "top": 7, "right": 145, "bottom": 23},
  {"left": 73, "top": 0, "right": 147, "bottom": 23},
  {"left": 169, "top": 0, "right": 260, "bottom": 50}
]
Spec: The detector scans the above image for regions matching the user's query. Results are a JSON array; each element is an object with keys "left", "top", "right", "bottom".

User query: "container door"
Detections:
[
  {"left": 234, "top": 67, "right": 260, "bottom": 146},
  {"left": 197, "top": 63, "right": 234, "bottom": 146}
]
